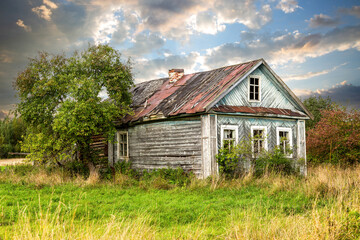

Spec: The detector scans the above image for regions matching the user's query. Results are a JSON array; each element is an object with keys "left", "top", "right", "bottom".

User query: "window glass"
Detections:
[{"left": 249, "top": 77, "right": 260, "bottom": 101}]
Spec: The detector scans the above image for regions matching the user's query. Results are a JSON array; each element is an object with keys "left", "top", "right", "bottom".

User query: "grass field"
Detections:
[{"left": 0, "top": 164, "right": 359, "bottom": 239}]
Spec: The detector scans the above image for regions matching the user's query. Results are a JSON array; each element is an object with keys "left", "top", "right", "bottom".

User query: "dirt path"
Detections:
[{"left": 0, "top": 158, "right": 27, "bottom": 166}]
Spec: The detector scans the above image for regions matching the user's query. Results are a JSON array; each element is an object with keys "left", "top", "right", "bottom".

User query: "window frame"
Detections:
[
  {"left": 220, "top": 125, "right": 238, "bottom": 150},
  {"left": 251, "top": 126, "right": 267, "bottom": 157},
  {"left": 248, "top": 75, "right": 261, "bottom": 102},
  {"left": 276, "top": 127, "right": 293, "bottom": 158},
  {"left": 116, "top": 130, "right": 129, "bottom": 161}
]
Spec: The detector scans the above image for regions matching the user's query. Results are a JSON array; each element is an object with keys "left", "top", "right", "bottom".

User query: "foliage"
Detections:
[
  {"left": 15, "top": 44, "right": 133, "bottom": 168},
  {"left": 302, "top": 96, "right": 334, "bottom": 130},
  {"left": 254, "top": 147, "right": 295, "bottom": 176},
  {"left": 307, "top": 106, "right": 360, "bottom": 165},
  {"left": 216, "top": 139, "right": 252, "bottom": 178},
  {"left": 0, "top": 117, "right": 27, "bottom": 158}
]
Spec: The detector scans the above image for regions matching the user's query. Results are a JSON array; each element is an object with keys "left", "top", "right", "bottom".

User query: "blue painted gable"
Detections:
[{"left": 214, "top": 64, "right": 304, "bottom": 113}]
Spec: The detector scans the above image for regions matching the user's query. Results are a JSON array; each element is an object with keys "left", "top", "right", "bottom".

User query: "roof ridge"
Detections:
[{"left": 133, "top": 58, "right": 263, "bottom": 86}]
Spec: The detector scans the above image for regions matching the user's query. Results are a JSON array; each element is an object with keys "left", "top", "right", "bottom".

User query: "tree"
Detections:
[
  {"left": 0, "top": 117, "right": 26, "bottom": 158},
  {"left": 302, "top": 96, "right": 334, "bottom": 130},
  {"left": 307, "top": 106, "right": 360, "bottom": 165},
  {"left": 15, "top": 44, "right": 133, "bottom": 174}
]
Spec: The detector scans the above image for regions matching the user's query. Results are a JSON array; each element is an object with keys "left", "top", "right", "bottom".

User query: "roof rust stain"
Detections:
[{"left": 122, "top": 59, "right": 306, "bottom": 124}]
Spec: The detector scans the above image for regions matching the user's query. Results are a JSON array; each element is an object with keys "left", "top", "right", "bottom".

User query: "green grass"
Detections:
[
  {"left": 0, "top": 164, "right": 359, "bottom": 239},
  {"left": 0, "top": 182, "right": 313, "bottom": 237}
]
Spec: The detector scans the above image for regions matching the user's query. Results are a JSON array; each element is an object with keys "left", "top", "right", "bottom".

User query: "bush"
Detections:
[
  {"left": 254, "top": 147, "right": 295, "bottom": 176},
  {"left": 307, "top": 107, "right": 360, "bottom": 165},
  {"left": 216, "top": 140, "right": 252, "bottom": 179}
]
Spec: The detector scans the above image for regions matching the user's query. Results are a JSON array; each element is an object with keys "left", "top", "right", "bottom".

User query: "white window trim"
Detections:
[
  {"left": 251, "top": 126, "right": 267, "bottom": 157},
  {"left": 220, "top": 125, "right": 238, "bottom": 148},
  {"left": 116, "top": 130, "right": 129, "bottom": 160},
  {"left": 248, "top": 75, "right": 261, "bottom": 102},
  {"left": 276, "top": 127, "right": 293, "bottom": 158}
]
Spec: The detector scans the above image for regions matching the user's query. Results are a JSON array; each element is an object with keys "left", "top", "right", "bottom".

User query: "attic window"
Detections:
[{"left": 249, "top": 76, "right": 260, "bottom": 101}]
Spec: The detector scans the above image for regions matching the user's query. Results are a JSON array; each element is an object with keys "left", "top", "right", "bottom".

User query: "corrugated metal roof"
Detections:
[{"left": 123, "top": 59, "right": 308, "bottom": 124}]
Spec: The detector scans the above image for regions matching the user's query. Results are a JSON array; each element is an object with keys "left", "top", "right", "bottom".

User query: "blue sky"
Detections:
[{"left": 0, "top": 0, "right": 360, "bottom": 118}]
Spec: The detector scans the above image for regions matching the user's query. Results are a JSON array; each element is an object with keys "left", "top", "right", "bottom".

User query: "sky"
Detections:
[{"left": 1, "top": 0, "right": 360, "bottom": 118}]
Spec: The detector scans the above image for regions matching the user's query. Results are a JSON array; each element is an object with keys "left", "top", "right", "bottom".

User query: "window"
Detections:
[
  {"left": 248, "top": 76, "right": 260, "bottom": 101},
  {"left": 276, "top": 127, "right": 292, "bottom": 157},
  {"left": 251, "top": 126, "right": 267, "bottom": 157},
  {"left": 117, "top": 131, "right": 128, "bottom": 159},
  {"left": 221, "top": 125, "right": 238, "bottom": 151}
]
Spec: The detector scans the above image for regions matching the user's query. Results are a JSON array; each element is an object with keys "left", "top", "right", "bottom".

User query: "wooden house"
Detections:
[{"left": 108, "top": 59, "right": 313, "bottom": 178}]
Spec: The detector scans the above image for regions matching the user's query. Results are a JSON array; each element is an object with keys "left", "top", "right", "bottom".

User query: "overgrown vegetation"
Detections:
[
  {"left": 0, "top": 163, "right": 359, "bottom": 239},
  {"left": 302, "top": 96, "right": 360, "bottom": 165},
  {"left": 0, "top": 117, "right": 27, "bottom": 158},
  {"left": 216, "top": 139, "right": 295, "bottom": 178}
]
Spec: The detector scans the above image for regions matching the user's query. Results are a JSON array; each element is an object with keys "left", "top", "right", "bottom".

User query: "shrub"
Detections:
[
  {"left": 216, "top": 139, "right": 253, "bottom": 178},
  {"left": 254, "top": 147, "right": 295, "bottom": 176},
  {"left": 307, "top": 107, "right": 360, "bottom": 165}
]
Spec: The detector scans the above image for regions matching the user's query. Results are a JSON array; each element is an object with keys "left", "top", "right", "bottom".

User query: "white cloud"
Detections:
[
  {"left": 16, "top": 19, "right": 31, "bottom": 32},
  {"left": 282, "top": 63, "right": 347, "bottom": 81},
  {"left": 133, "top": 52, "right": 201, "bottom": 82},
  {"left": 203, "top": 25, "right": 360, "bottom": 69},
  {"left": 44, "top": 0, "right": 58, "bottom": 9},
  {"left": 188, "top": 11, "right": 226, "bottom": 35},
  {"left": 276, "top": 0, "right": 301, "bottom": 13},
  {"left": 92, "top": 9, "right": 120, "bottom": 44}
]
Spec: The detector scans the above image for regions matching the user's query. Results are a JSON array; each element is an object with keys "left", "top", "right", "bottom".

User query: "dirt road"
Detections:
[{"left": 0, "top": 158, "right": 27, "bottom": 166}]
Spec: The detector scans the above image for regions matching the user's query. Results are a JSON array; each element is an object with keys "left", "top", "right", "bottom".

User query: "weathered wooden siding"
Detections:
[
  {"left": 215, "top": 65, "right": 303, "bottom": 112},
  {"left": 126, "top": 118, "right": 203, "bottom": 176},
  {"left": 201, "top": 114, "right": 218, "bottom": 178},
  {"left": 217, "top": 115, "right": 304, "bottom": 172}
]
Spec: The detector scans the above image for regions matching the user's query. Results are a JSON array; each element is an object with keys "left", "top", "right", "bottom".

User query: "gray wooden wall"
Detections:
[{"left": 118, "top": 117, "right": 203, "bottom": 176}]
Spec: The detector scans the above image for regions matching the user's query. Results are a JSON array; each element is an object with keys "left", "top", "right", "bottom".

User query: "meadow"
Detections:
[{"left": 0, "top": 164, "right": 359, "bottom": 239}]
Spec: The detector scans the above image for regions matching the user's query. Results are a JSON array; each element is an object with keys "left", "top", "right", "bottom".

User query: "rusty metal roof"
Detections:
[
  {"left": 123, "top": 59, "right": 309, "bottom": 124},
  {"left": 211, "top": 106, "right": 307, "bottom": 118}
]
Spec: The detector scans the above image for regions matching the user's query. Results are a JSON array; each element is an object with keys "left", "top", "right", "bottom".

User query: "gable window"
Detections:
[
  {"left": 276, "top": 127, "right": 293, "bottom": 157},
  {"left": 117, "top": 131, "right": 128, "bottom": 159},
  {"left": 251, "top": 126, "right": 267, "bottom": 157},
  {"left": 221, "top": 125, "right": 238, "bottom": 151},
  {"left": 249, "top": 76, "right": 260, "bottom": 101}
]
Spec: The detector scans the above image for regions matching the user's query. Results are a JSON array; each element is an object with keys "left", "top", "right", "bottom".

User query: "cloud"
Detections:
[
  {"left": 32, "top": 0, "right": 58, "bottom": 21},
  {"left": 308, "top": 14, "right": 340, "bottom": 28},
  {"left": 133, "top": 52, "right": 201, "bottom": 82},
  {"left": 16, "top": 19, "right": 31, "bottom": 32},
  {"left": 339, "top": 6, "right": 360, "bottom": 18},
  {"left": 276, "top": 0, "right": 301, "bottom": 13},
  {"left": 296, "top": 81, "right": 360, "bottom": 109},
  {"left": 188, "top": 11, "right": 226, "bottom": 35},
  {"left": 282, "top": 63, "right": 347, "bottom": 81},
  {"left": 203, "top": 25, "right": 360, "bottom": 69},
  {"left": 124, "top": 33, "right": 166, "bottom": 57}
]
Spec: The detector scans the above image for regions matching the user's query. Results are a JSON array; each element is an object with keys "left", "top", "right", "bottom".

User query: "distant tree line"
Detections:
[{"left": 0, "top": 117, "right": 27, "bottom": 158}]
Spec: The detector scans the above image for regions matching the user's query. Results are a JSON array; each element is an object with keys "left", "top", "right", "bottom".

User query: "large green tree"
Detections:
[{"left": 15, "top": 45, "right": 133, "bottom": 172}]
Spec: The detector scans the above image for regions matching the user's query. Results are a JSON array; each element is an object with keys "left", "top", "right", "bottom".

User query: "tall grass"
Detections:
[{"left": 0, "top": 164, "right": 359, "bottom": 239}]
